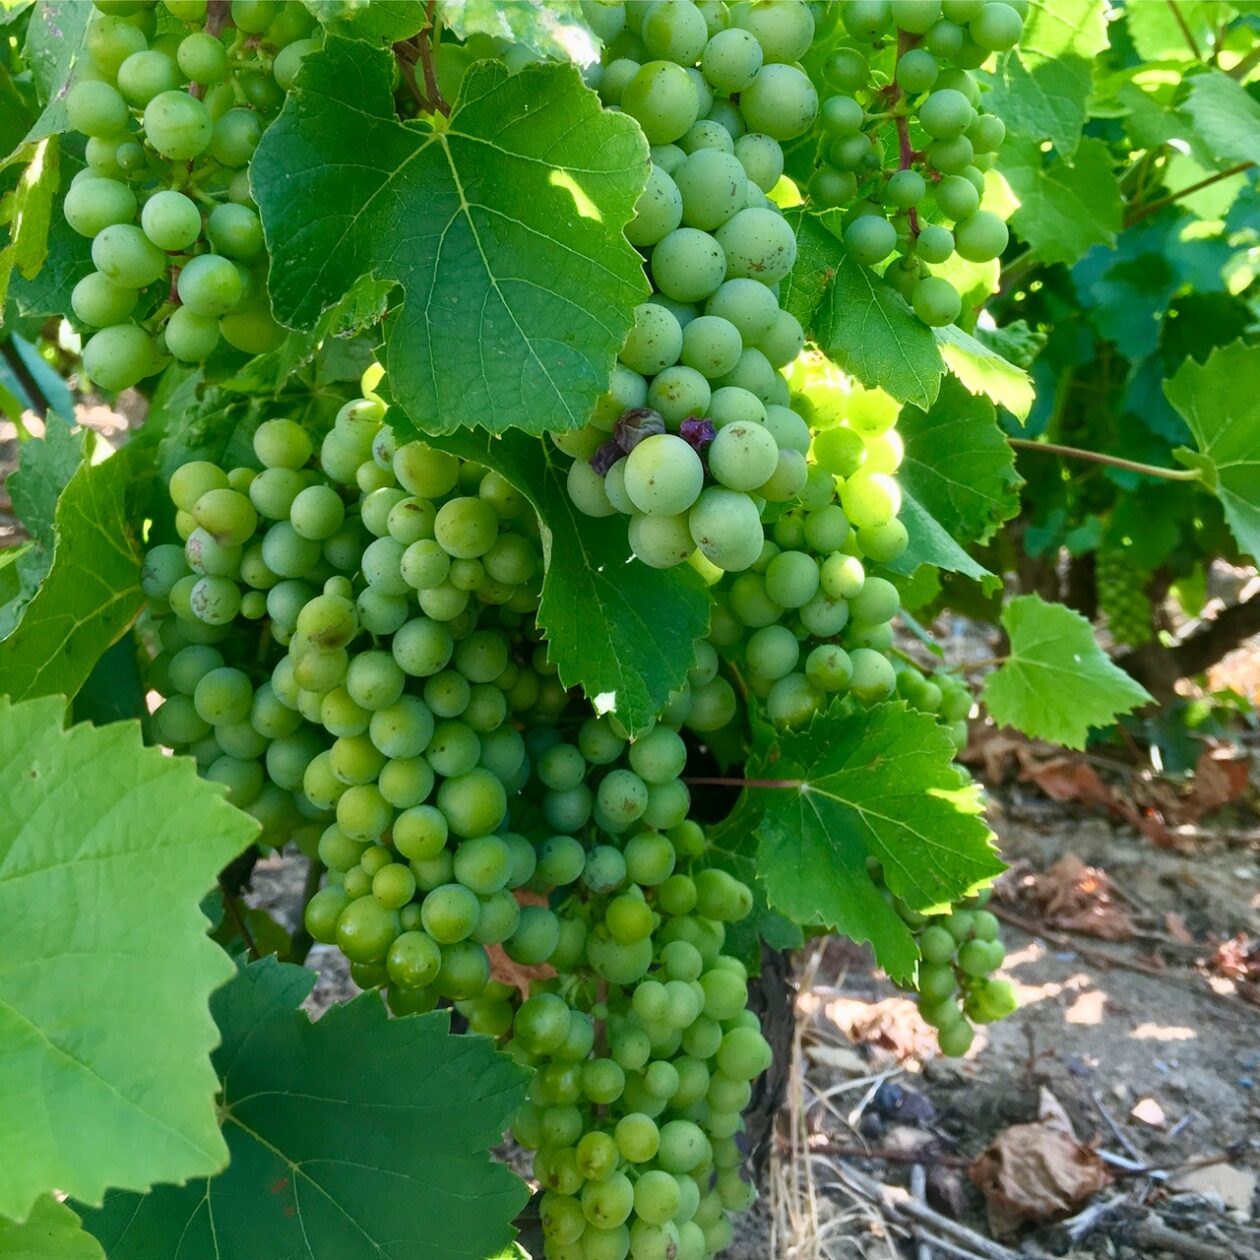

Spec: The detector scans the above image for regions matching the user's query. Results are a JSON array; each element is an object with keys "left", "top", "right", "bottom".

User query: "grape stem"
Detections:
[
  {"left": 1165, "top": 0, "right": 1204, "bottom": 62},
  {"left": 682, "top": 776, "right": 804, "bottom": 790},
  {"left": 892, "top": 29, "right": 921, "bottom": 239},
  {"left": 1007, "top": 438, "right": 1202, "bottom": 482},
  {"left": 397, "top": 2, "right": 451, "bottom": 118},
  {"left": 1124, "top": 161, "right": 1254, "bottom": 226},
  {"left": 188, "top": 0, "right": 231, "bottom": 100},
  {"left": 218, "top": 879, "right": 259, "bottom": 960}
]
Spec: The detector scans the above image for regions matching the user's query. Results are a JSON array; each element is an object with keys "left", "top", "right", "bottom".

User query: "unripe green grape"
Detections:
[
  {"left": 622, "top": 60, "right": 700, "bottom": 144},
  {"left": 143, "top": 90, "right": 212, "bottom": 159},
  {"left": 273, "top": 35, "right": 318, "bottom": 91},
  {"left": 71, "top": 272, "right": 139, "bottom": 328},
  {"left": 625, "top": 162, "right": 683, "bottom": 247},
  {"left": 937, "top": 1019, "right": 974, "bottom": 1056},
  {"left": 915, "top": 223, "right": 955, "bottom": 264},
  {"left": 210, "top": 107, "right": 263, "bottom": 167},
  {"left": 673, "top": 148, "right": 746, "bottom": 232},
  {"left": 117, "top": 49, "right": 180, "bottom": 106},
  {"left": 207, "top": 202, "right": 263, "bottom": 259},
  {"left": 714, "top": 206, "right": 797, "bottom": 282},
  {"left": 86, "top": 17, "right": 148, "bottom": 79},
  {"left": 83, "top": 323, "right": 159, "bottom": 392},
  {"left": 849, "top": 648, "right": 897, "bottom": 704},
  {"left": 968, "top": 112, "right": 1006, "bottom": 152},
  {"left": 825, "top": 47, "right": 870, "bottom": 91},
  {"left": 952, "top": 209, "right": 1009, "bottom": 262},
  {"left": 844, "top": 214, "right": 896, "bottom": 266},
  {"left": 858, "top": 518, "right": 910, "bottom": 561},
  {"left": 67, "top": 80, "right": 129, "bottom": 138},
  {"left": 885, "top": 168, "right": 926, "bottom": 210},
  {"left": 820, "top": 94, "right": 864, "bottom": 136},
  {"left": 650, "top": 226, "right": 727, "bottom": 302},
  {"left": 733, "top": 132, "right": 784, "bottom": 193},
  {"left": 970, "top": 0, "right": 1023, "bottom": 49},
  {"left": 92, "top": 223, "right": 167, "bottom": 288},
  {"left": 700, "top": 26, "right": 762, "bottom": 92},
  {"left": 63, "top": 177, "right": 138, "bottom": 240},
  {"left": 739, "top": 63, "right": 818, "bottom": 140},
  {"left": 642, "top": 0, "right": 707, "bottom": 61},
  {"left": 177, "top": 253, "right": 242, "bottom": 316}
]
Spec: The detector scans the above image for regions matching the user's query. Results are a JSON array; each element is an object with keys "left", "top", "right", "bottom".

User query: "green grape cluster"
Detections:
[
  {"left": 1095, "top": 541, "right": 1154, "bottom": 647},
  {"left": 894, "top": 660, "right": 973, "bottom": 751},
  {"left": 899, "top": 890, "right": 1017, "bottom": 1056},
  {"left": 561, "top": 0, "right": 820, "bottom": 574},
  {"left": 64, "top": 0, "right": 317, "bottom": 390},
  {"left": 808, "top": 0, "right": 1022, "bottom": 326},
  {"left": 141, "top": 369, "right": 772, "bottom": 1259}
]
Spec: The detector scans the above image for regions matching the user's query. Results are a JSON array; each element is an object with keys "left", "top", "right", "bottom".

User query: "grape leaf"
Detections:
[
  {"left": 423, "top": 426, "right": 709, "bottom": 736},
  {"left": 251, "top": 40, "right": 649, "bottom": 436},
  {"left": 0, "top": 1197, "right": 104, "bottom": 1260},
  {"left": 751, "top": 701, "right": 1002, "bottom": 983},
  {"left": 1164, "top": 340, "right": 1260, "bottom": 562},
  {"left": 302, "top": 0, "right": 428, "bottom": 41},
  {"left": 982, "top": 594, "right": 1153, "bottom": 748},
  {"left": 0, "top": 136, "right": 58, "bottom": 308},
  {"left": 1180, "top": 70, "right": 1260, "bottom": 169},
  {"left": 8, "top": 412, "right": 83, "bottom": 546},
  {"left": 887, "top": 488, "right": 999, "bottom": 591},
  {"left": 701, "top": 790, "right": 803, "bottom": 970},
  {"left": 898, "top": 377, "right": 1022, "bottom": 549},
  {"left": 20, "top": 0, "right": 90, "bottom": 142},
  {"left": 1002, "top": 136, "right": 1123, "bottom": 266},
  {"left": 1126, "top": 0, "right": 1227, "bottom": 62},
  {"left": 81, "top": 959, "right": 531, "bottom": 1260},
  {"left": 0, "top": 695, "right": 257, "bottom": 1220},
  {"left": 784, "top": 211, "right": 943, "bottom": 410},
  {"left": 933, "top": 323, "right": 1034, "bottom": 421},
  {"left": 0, "top": 446, "right": 143, "bottom": 704},
  {"left": 439, "top": 0, "right": 601, "bottom": 63},
  {"left": 984, "top": 0, "right": 1108, "bottom": 155},
  {"left": 9, "top": 143, "right": 90, "bottom": 319}
]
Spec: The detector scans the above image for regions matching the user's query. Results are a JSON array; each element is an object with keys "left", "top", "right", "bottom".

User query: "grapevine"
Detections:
[{"left": 5, "top": 0, "right": 1257, "bottom": 1255}]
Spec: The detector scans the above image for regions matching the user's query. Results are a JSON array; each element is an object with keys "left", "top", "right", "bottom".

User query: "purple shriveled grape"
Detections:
[{"left": 614, "top": 407, "right": 667, "bottom": 452}]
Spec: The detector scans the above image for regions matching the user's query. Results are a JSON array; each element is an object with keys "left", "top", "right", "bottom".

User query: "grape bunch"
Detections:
[
  {"left": 1095, "top": 541, "right": 1154, "bottom": 647},
  {"left": 894, "top": 660, "right": 973, "bottom": 751},
  {"left": 808, "top": 0, "right": 1021, "bottom": 326},
  {"left": 898, "top": 890, "right": 1016, "bottom": 1056},
  {"left": 64, "top": 0, "right": 317, "bottom": 391},
  {"left": 561, "top": 0, "right": 820, "bottom": 574},
  {"left": 141, "top": 374, "right": 772, "bottom": 1259}
]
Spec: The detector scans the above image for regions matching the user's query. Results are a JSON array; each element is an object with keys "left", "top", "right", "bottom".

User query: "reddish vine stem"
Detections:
[
  {"left": 892, "top": 28, "right": 921, "bottom": 238},
  {"left": 683, "top": 776, "right": 804, "bottom": 790},
  {"left": 415, "top": 1, "right": 450, "bottom": 117},
  {"left": 189, "top": 0, "right": 231, "bottom": 99}
]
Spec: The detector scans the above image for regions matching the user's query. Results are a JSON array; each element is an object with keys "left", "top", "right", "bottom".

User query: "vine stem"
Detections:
[
  {"left": 892, "top": 29, "right": 921, "bottom": 238},
  {"left": 1166, "top": 0, "right": 1203, "bottom": 62},
  {"left": 683, "top": 776, "right": 804, "bottom": 790},
  {"left": 1007, "top": 437, "right": 1202, "bottom": 482},
  {"left": 188, "top": 0, "right": 230, "bottom": 99},
  {"left": 1124, "top": 161, "right": 1254, "bottom": 226},
  {"left": 415, "top": 1, "right": 450, "bottom": 117},
  {"left": 218, "top": 880, "right": 259, "bottom": 960}
]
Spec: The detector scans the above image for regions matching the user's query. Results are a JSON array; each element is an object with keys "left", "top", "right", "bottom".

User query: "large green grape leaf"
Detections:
[
  {"left": 301, "top": 0, "right": 428, "bottom": 41},
  {"left": 0, "top": 446, "right": 143, "bottom": 704},
  {"left": 750, "top": 702, "right": 1001, "bottom": 983},
  {"left": 784, "top": 211, "right": 943, "bottom": 410},
  {"left": 1002, "top": 136, "right": 1122, "bottom": 266},
  {"left": 9, "top": 142, "right": 90, "bottom": 319},
  {"left": 81, "top": 959, "right": 531, "bottom": 1260},
  {"left": 1165, "top": 340, "right": 1260, "bottom": 562},
  {"left": 898, "top": 377, "right": 1022, "bottom": 549},
  {"left": 701, "top": 790, "right": 802, "bottom": 970},
  {"left": 0, "top": 696, "right": 257, "bottom": 1221},
  {"left": 251, "top": 39, "right": 649, "bottom": 436},
  {"left": 934, "top": 323, "right": 1034, "bottom": 422},
  {"left": 985, "top": 0, "right": 1108, "bottom": 155},
  {"left": 0, "top": 1197, "right": 104, "bottom": 1260},
  {"left": 1180, "top": 70, "right": 1260, "bottom": 169},
  {"left": 982, "top": 595, "right": 1152, "bottom": 748},
  {"left": 424, "top": 426, "right": 709, "bottom": 736}
]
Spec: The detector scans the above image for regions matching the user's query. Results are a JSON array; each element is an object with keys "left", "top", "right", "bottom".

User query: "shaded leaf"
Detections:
[
  {"left": 1180, "top": 71, "right": 1260, "bottom": 168},
  {"left": 898, "top": 377, "right": 1023, "bottom": 549},
  {"left": 887, "top": 487, "right": 999, "bottom": 591},
  {"left": 427, "top": 427, "right": 708, "bottom": 735},
  {"left": 438, "top": 0, "right": 601, "bottom": 62},
  {"left": 82, "top": 958, "right": 531, "bottom": 1260}
]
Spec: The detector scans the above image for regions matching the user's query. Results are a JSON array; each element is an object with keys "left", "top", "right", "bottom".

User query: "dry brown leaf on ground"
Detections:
[
  {"left": 970, "top": 1121, "right": 1110, "bottom": 1236},
  {"left": 1207, "top": 933, "right": 1260, "bottom": 1005},
  {"left": 820, "top": 996, "right": 941, "bottom": 1062},
  {"left": 1018, "top": 854, "right": 1136, "bottom": 941},
  {"left": 1181, "top": 746, "right": 1252, "bottom": 822}
]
